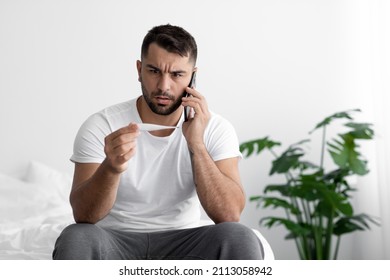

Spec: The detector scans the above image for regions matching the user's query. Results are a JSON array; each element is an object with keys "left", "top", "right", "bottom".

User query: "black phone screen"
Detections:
[{"left": 184, "top": 72, "right": 196, "bottom": 122}]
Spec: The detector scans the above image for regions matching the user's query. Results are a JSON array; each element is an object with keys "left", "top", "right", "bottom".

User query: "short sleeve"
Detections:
[
  {"left": 204, "top": 114, "right": 242, "bottom": 162},
  {"left": 70, "top": 112, "right": 111, "bottom": 163}
]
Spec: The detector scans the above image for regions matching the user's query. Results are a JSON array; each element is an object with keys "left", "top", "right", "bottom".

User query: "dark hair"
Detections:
[{"left": 141, "top": 24, "right": 197, "bottom": 64}]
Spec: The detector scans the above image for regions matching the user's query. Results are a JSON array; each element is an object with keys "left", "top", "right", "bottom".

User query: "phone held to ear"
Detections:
[{"left": 184, "top": 72, "right": 196, "bottom": 122}]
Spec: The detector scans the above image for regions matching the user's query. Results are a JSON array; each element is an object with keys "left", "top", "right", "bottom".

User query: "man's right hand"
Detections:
[{"left": 103, "top": 122, "right": 140, "bottom": 174}]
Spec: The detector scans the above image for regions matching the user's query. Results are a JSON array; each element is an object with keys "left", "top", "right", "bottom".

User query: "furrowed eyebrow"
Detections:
[
  {"left": 145, "top": 64, "right": 187, "bottom": 75},
  {"left": 171, "top": 70, "right": 187, "bottom": 75},
  {"left": 146, "top": 64, "right": 161, "bottom": 71}
]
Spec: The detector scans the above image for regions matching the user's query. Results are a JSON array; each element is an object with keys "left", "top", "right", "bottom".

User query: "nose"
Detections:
[{"left": 157, "top": 74, "right": 171, "bottom": 93}]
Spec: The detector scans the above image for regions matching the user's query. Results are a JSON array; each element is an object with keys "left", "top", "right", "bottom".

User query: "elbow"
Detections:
[
  {"left": 73, "top": 217, "right": 97, "bottom": 225},
  {"left": 211, "top": 200, "right": 245, "bottom": 224},
  {"left": 71, "top": 200, "right": 110, "bottom": 224},
  {"left": 72, "top": 210, "right": 100, "bottom": 224},
  {"left": 217, "top": 215, "right": 241, "bottom": 224},
  {"left": 70, "top": 194, "right": 101, "bottom": 224},
  {"left": 71, "top": 200, "right": 102, "bottom": 224},
  {"left": 212, "top": 209, "right": 242, "bottom": 224}
]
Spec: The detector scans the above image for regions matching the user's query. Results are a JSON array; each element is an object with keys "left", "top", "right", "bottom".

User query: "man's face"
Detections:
[{"left": 137, "top": 43, "right": 195, "bottom": 116}]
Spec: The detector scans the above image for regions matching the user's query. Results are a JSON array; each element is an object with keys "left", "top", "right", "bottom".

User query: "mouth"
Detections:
[{"left": 155, "top": 96, "right": 172, "bottom": 106}]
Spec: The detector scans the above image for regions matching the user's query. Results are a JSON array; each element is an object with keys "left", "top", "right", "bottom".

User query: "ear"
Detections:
[{"left": 136, "top": 60, "right": 142, "bottom": 82}]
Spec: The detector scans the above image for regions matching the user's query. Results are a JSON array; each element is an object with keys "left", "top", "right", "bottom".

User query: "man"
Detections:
[{"left": 53, "top": 24, "right": 264, "bottom": 260}]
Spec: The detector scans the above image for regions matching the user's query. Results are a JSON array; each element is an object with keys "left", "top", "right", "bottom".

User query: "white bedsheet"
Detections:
[
  {"left": 0, "top": 161, "right": 74, "bottom": 260},
  {"left": 0, "top": 218, "right": 72, "bottom": 259}
]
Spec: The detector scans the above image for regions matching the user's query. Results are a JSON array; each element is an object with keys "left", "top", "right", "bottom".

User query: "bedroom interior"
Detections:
[{"left": 1, "top": 0, "right": 389, "bottom": 260}]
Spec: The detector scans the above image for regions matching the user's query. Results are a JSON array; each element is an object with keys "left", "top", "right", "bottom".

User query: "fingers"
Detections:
[
  {"left": 182, "top": 88, "right": 209, "bottom": 119},
  {"left": 104, "top": 123, "right": 140, "bottom": 173},
  {"left": 181, "top": 88, "right": 210, "bottom": 148},
  {"left": 107, "top": 123, "right": 139, "bottom": 148},
  {"left": 107, "top": 123, "right": 139, "bottom": 144}
]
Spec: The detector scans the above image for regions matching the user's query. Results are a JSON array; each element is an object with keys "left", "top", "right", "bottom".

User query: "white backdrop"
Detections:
[{"left": 1, "top": 0, "right": 389, "bottom": 259}]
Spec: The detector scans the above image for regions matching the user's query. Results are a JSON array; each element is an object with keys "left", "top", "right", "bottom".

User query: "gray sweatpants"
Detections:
[{"left": 52, "top": 222, "right": 264, "bottom": 260}]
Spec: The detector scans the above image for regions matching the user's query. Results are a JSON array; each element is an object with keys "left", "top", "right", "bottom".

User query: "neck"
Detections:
[{"left": 136, "top": 96, "right": 183, "bottom": 127}]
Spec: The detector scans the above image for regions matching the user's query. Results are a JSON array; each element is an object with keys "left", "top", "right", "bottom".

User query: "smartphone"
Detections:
[{"left": 184, "top": 71, "right": 196, "bottom": 122}]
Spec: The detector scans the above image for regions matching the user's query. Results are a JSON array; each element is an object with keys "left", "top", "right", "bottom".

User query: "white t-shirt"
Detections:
[{"left": 71, "top": 97, "right": 242, "bottom": 232}]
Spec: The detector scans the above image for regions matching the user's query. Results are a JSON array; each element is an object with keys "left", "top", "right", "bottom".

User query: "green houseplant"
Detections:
[{"left": 240, "top": 109, "right": 379, "bottom": 260}]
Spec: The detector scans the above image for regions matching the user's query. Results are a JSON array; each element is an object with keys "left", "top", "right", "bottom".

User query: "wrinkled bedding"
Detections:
[{"left": 0, "top": 161, "right": 73, "bottom": 260}]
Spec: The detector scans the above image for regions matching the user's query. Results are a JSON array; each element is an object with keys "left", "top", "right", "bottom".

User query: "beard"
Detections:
[{"left": 140, "top": 82, "right": 183, "bottom": 116}]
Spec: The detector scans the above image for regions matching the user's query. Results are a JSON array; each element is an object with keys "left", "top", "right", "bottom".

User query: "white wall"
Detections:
[{"left": 1, "top": 0, "right": 389, "bottom": 259}]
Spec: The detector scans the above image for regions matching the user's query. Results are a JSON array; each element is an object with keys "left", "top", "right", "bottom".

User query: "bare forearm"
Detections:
[
  {"left": 70, "top": 123, "right": 139, "bottom": 224},
  {"left": 70, "top": 160, "right": 121, "bottom": 224},
  {"left": 190, "top": 145, "right": 245, "bottom": 223}
]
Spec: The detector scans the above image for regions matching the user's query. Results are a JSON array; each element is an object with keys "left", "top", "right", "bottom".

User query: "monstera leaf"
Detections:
[
  {"left": 239, "top": 137, "right": 280, "bottom": 157},
  {"left": 328, "top": 122, "right": 373, "bottom": 175}
]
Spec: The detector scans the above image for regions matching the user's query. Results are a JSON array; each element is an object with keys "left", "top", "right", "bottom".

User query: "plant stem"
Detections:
[
  {"left": 269, "top": 149, "right": 278, "bottom": 159},
  {"left": 333, "top": 236, "right": 341, "bottom": 260},
  {"left": 285, "top": 208, "right": 305, "bottom": 259},
  {"left": 298, "top": 198, "right": 311, "bottom": 259},
  {"left": 270, "top": 148, "right": 310, "bottom": 259},
  {"left": 324, "top": 210, "right": 334, "bottom": 259},
  {"left": 312, "top": 209, "right": 323, "bottom": 259},
  {"left": 320, "top": 126, "right": 327, "bottom": 169},
  {"left": 318, "top": 126, "right": 327, "bottom": 259},
  {"left": 302, "top": 200, "right": 318, "bottom": 259},
  {"left": 284, "top": 172, "right": 310, "bottom": 259},
  {"left": 304, "top": 200, "right": 322, "bottom": 260},
  {"left": 318, "top": 214, "right": 324, "bottom": 259}
]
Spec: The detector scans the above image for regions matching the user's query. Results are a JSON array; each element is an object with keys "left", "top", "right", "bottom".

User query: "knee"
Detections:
[
  {"left": 213, "top": 222, "right": 258, "bottom": 241},
  {"left": 58, "top": 223, "right": 102, "bottom": 243},
  {"left": 52, "top": 223, "right": 103, "bottom": 259},
  {"left": 211, "top": 222, "right": 264, "bottom": 259}
]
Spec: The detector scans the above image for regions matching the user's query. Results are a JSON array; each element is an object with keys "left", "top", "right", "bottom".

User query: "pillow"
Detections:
[
  {"left": 0, "top": 173, "right": 55, "bottom": 222},
  {"left": 23, "top": 161, "right": 72, "bottom": 203}
]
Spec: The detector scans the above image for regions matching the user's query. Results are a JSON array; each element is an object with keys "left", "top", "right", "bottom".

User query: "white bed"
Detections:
[
  {"left": 0, "top": 161, "right": 74, "bottom": 259},
  {"left": 0, "top": 161, "right": 273, "bottom": 260}
]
